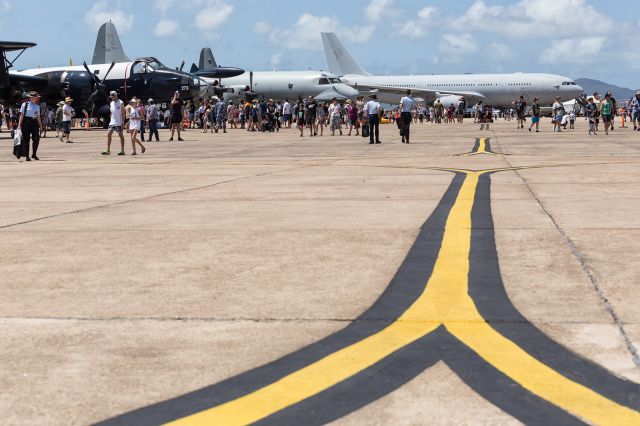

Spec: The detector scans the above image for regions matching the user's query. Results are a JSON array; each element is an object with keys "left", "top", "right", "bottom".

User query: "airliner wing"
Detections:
[{"left": 353, "top": 83, "right": 486, "bottom": 103}]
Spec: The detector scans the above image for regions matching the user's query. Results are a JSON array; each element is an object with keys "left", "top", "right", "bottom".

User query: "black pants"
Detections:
[
  {"left": 401, "top": 112, "right": 412, "bottom": 142},
  {"left": 148, "top": 120, "right": 159, "bottom": 141},
  {"left": 15, "top": 118, "right": 39, "bottom": 158},
  {"left": 368, "top": 114, "right": 380, "bottom": 143}
]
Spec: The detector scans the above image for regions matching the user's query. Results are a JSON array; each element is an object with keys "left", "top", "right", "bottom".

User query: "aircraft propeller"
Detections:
[{"left": 82, "top": 60, "right": 116, "bottom": 110}]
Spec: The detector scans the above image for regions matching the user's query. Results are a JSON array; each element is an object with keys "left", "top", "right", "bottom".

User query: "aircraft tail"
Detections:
[
  {"left": 92, "top": 21, "right": 130, "bottom": 65},
  {"left": 321, "top": 32, "right": 370, "bottom": 76},
  {"left": 199, "top": 48, "right": 218, "bottom": 70}
]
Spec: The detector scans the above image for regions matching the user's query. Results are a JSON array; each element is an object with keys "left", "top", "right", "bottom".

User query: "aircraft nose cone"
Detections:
[{"left": 335, "top": 83, "right": 359, "bottom": 98}]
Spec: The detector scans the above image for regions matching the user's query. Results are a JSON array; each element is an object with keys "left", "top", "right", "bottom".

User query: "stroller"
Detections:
[{"left": 262, "top": 112, "right": 278, "bottom": 132}]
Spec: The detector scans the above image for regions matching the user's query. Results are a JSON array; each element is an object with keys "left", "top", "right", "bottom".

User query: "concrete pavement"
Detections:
[{"left": 0, "top": 120, "right": 639, "bottom": 425}]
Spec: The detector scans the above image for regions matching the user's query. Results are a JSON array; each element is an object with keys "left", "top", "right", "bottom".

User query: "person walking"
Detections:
[
  {"left": 365, "top": 94, "right": 381, "bottom": 144},
  {"left": 399, "top": 89, "right": 414, "bottom": 143},
  {"left": 296, "top": 99, "right": 305, "bottom": 137},
  {"left": 61, "top": 97, "right": 75, "bottom": 143},
  {"left": 346, "top": 100, "right": 358, "bottom": 136},
  {"left": 600, "top": 92, "right": 614, "bottom": 135},
  {"left": 552, "top": 97, "right": 564, "bottom": 132},
  {"left": 128, "top": 98, "right": 145, "bottom": 155},
  {"left": 54, "top": 101, "right": 64, "bottom": 140},
  {"left": 169, "top": 91, "right": 184, "bottom": 141},
  {"left": 631, "top": 91, "right": 640, "bottom": 131},
  {"left": 14, "top": 91, "right": 43, "bottom": 161},
  {"left": 585, "top": 97, "right": 597, "bottom": 135},
  {"left": 102, "top": 91, "right": 126, "bottom": 155},
  {"left": 329, "top": 98, "right": 342, "bottom": 136},
  {"left": 528, "top": 97, "right": 541, "bottom": 132},
  {"left": 214, "top": 97, "right": 227, "bottom": 133},
  {"left": 306, "top": 96, "right": 318, "bottom": 136},
  {"left": 514, "top": 95, "right": 527, "bottom": 129},
  {"left": 146, "top": 98, "right": 160, "bottom": 142}
]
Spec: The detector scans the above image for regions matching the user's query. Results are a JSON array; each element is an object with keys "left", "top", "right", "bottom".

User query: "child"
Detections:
[{"left": 569, "top": 111, "right": 576, "bottom": 129}]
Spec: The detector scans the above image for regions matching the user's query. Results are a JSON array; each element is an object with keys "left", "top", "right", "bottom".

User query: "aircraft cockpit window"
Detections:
[
  {"left": 328, "top": 77, "right": 341, "bottom": 83},
  {"left": 147, "top": 59, "right": 167, "bottom": 70},
  {"left": 132, "top": 62, "right": 148, "bottom": 74},
  {"left": 319, "top": 77, "right": 330, "bottom": 85}
]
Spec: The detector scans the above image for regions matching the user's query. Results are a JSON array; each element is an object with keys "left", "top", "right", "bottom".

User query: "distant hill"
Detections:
[{"left": 576, "top": 78, "right": 637, "bottom": 100}]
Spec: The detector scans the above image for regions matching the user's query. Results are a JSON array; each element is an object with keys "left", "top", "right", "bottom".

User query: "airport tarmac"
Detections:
[{"left": 1, "top": 120, "right": 639, "bottom": 425}]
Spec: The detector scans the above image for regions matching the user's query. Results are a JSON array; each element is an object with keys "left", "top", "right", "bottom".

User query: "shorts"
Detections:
[
  {"left": 517, "top": 112, "right": 525, "bottom": 120},
  {"left": 171, "top": 115, "right": 182, "bottom": 124},
  {"left": 349, "top": 117, "right": 358, "bottom": 126},
  {"left": 602, "top": 114, "right": 612, "bottom": 123},
  {"left": 108, "top": 125, "right": 123, "bottom": 134},
  {"left": 531, "top": 116, "right": 539, "bottom": 124},
  {"left": 554, "top": 115, "right": 563, "bottom": 123},
  {"left": 55, "top": 121, "right": 62, "bottom": 131},
  {"left": 307, "top": 115, "right": 316, "bottom": 124},
  {"left": 62, "top": 120, "right": 71, "bottom": 134},
  {"left": 188, "top": 112, "right": 194, "bottom": 121},
  {"left": 283, "top": 114, "right": 291, "bottom": 122}
]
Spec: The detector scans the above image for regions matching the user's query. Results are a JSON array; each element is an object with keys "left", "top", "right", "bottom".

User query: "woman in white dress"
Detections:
[{"left": 128, "top": 98, "right": 145, "bottom": 155}]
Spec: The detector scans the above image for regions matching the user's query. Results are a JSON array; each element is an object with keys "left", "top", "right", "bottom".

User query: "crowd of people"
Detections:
[{"left": 6, "top": 88, "right": 640, "bottom": 161}]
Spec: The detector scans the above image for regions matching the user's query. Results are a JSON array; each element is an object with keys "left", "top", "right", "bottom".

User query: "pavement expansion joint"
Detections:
[
  {"left": 499, "top": 150, "right": 640, "bottom": 370},
  {"left": 99, "top": 141, "right": 640, "bottom": 426}
]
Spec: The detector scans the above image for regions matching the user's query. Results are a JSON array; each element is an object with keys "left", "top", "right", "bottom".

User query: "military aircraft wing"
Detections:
[
  {"left": 9, "top": 72, "right": 47, "bottom": 88},
  {"left": 0, "top": 41, "right": 37, "bottom": 51},
  {"left": 352, "top": 82, "right": 486, "bottom": 103}
]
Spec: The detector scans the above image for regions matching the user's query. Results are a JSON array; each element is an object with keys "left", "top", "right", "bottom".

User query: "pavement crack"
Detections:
[{"left": 493, "top": 133, "right": 640, "bottom": 369}]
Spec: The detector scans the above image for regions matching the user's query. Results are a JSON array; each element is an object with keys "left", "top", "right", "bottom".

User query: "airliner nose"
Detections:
[{"left": 335, "top": 83, "right": 359, "bottom": 98}]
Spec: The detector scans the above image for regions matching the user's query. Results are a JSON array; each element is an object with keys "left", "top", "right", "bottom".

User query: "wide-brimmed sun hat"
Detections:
[{"left": 29, "top": 91, "right": 39, "bottom": 97}]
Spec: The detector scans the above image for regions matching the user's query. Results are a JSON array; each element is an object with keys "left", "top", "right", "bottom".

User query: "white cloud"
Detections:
[
  {"left": 270, "top": 53, "right": 283, "bottom": 70},
  {"left": 489, "top": 42, "right": 512, "bottom": 59},
  {"left": 392, "top": 6, "right": 438, "bottom": 39},
  {"left": 438, "top": 33, "right": 478, "bottom": 63},
  {"left": 1, "top": 1, "right": 11, "bottom": 12},
  {"left": 84, "top": 1, "right": 134, "bottom": 34},
  {"left": 153, "top": 0, "right": 174, "bottom": 14},
  {"left": 255, "top": 20, "right": 271, "bottom": 34},
  {"left": 539, "top": 36, "right": 607, "bottom": 64},
  {"left": 454, "top": 0, "right": 613, "bottom": 39},
  {"left": 153, "top": 19, "right": 180, "bottom": 37},
  {"left": 365, "top": 0, "right": 394, "bottom": 23},
  {"left": 268, "top": 14, "right": 374, "bottom": 50},
  {"left": 194, "top": 1, "right": 233, "bottom": 33},
  {"left": 440, "top": 33, "right": 477, "bottom": 54}
]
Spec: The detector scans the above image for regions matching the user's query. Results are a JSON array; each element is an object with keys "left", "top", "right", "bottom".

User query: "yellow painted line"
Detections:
[{"left": 168, "top": 171, "right": 640, "bottom": 426}]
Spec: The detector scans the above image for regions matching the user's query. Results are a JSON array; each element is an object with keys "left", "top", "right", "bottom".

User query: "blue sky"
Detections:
[{"left": 3, "top": 0, "right": 639, "bottom": 88}]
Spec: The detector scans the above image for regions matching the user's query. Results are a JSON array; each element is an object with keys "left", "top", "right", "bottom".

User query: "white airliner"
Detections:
[{"left": 321, "top": 32, "right": 584, "bottom": 107}]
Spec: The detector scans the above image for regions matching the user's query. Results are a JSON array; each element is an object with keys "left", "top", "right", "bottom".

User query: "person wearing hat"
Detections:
[
  {"left": 528, "top": 97, "right": 541, "bottom": 132},
  {"left": 61, "top": 96, "right": 75, "bottom": 143},
  {"left": 364, "top": 94, "right": 382, "bottom": 144},
  {"left": 15, "top": 91, "right": 43, "bottom": 161},
  {"left": 169, "top": 90, "right": 184, "bottom": 141},
  {"left": 128, "top": 98, "right": 145, "bottom": 155},
  {"left": 103, "top": 91, "right": 126, "bottom": 155},
  {"left": 146, "top": 98, "right": 160, "bottom": 142},
  {"left": 54, "top": 101, "right": 65, "bottom": 141}
]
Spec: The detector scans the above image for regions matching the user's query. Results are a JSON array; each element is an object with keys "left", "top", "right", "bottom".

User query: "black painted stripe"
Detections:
[
  {"left": 97, "top": 174, "right": 466, "bottom": 425},
  {"left": 468, "top": 173, "right": 640, "bottom": 410}
]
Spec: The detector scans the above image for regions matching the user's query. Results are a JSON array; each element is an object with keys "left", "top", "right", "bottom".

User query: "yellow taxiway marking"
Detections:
[
  {"left": 168, "top": 171, "right": 640, "bottom": 426},
  {"left": 464, "top": 138, "right": 499, "bottom": 156}
]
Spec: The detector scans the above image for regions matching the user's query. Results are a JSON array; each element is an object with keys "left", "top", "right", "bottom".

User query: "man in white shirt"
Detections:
[
  {"left": 399, "top": 90, "right": 414, "bottom": 143},
  {"left": 282, "top": 99, "right": 292, "bottom": 128},
  {"left": 102, "top": 91, "right": 126, "bottom": 155},
  {"left": 61, "top": 97, "right": 75, "bottom": 143},
  {"left": 15, "top": 91, "right": 43, "bottom": 161},
  {"left": 365, "top": 94, "right": 382, "bottom": 144}
]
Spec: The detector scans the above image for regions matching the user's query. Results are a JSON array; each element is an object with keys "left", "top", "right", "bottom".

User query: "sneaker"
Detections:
[
  {"left": 118, "top": 151, "right": 125, "bottom": 155},
  {"left": 31, "top": 155, "right": 39, "bottom": 161},
  {"left": 101, "top": 151, "right": 110, "bottom": 155},
  {"left": 66, "top": 140, "right": 73, "bottom": 143},
  {"left": 169, "top": 137, "right": 174, "bottom": 141},
  {"left": 178, "top": 137, "right": 184, "bottom": 141},
  {"left": 131, "top": 152, "right": 137, "bottom": 155}
]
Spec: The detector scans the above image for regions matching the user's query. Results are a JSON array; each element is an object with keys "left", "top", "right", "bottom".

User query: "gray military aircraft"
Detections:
[
  {"left": 8, "top": 22, "right": 210, "bottom": 118},
  {"left": 193, "top": 48, "right": 359, "bottom": 102},
  {"left": 321, "top": 32, "right": 584, "bottom": 106}
]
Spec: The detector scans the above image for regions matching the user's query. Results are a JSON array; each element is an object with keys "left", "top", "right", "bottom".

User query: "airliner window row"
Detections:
[
  {"left": 562, "top": 81, "right": 578, "bottom": 85},
  {"left": 507, "top": 83, "right": 532, "bottom": 86}
]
